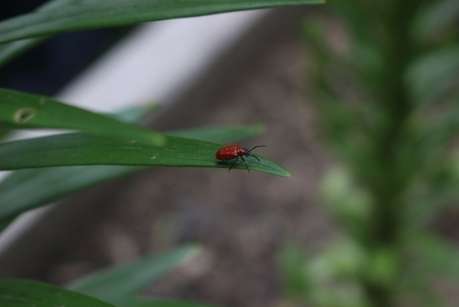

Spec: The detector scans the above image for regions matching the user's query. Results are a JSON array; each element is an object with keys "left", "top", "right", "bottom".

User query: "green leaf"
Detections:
[
  {"left": 0, "top": 133, "right": 289, "bottom": 175},
  {"left": 0, "top": 217, "right": 15, "bottom": 232},
  {"left": 0, "top": 125, "right": 9, "bottom": 140},
  {"left": 168, "top": 124, "right": 264, "bottom": 143},
  {"left": 0, "top": 279, "right": 115, "bottom": 307},
  {"left": 0, "top": 38, "right": 44, "bottom": 68},
  {"left": 68, "top": 246, "right": 199, "bottom": 304},
  {"left": 0, "top": 0, "right": 323, "bottom": 44},
  {"left": 123, "top": 298, "right": 214, "bottom": 307},
  {"left": 0, "top": 88, "right": 164, "bottom": 146},
  {"left": 0, "top": 124, "right": 264, "bottom": 228},
  {"left": 0, "top": 166, "right": 140, "bottom": 225},
  {"left": 0, "top": 0, "right": 67, "bottom": 67}
]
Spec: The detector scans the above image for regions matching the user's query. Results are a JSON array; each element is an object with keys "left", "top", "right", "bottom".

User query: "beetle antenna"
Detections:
[{"left": 247, "top": 145, "right": 267, "bottom": 153}]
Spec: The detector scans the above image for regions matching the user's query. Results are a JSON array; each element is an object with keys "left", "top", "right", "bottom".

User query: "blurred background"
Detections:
[{"left": 1, "top": 1, "right": 459, "bottom": 307}]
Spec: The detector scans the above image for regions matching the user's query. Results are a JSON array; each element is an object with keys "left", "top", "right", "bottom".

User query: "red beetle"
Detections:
[{"left": 216, "top": 144, "right": 266, "bottom": 171}]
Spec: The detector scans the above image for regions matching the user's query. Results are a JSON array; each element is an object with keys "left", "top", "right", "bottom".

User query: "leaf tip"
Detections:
[{"left": 277, "top": 168, "right": 291, "bottom": 177}]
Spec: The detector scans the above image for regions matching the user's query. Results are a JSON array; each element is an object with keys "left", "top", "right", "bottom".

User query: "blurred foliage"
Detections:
[
  {"left": 67, "top": 246, "right": 199, "bottom": 305},
  {"left": 0, "top": 245, "right": 206, "bottom": 307},
  {"left": 0, "top": 279, "right": 117, "bottom": 307},
  {"left": 280, "top": 0, "right": 459, "bottom": 306}
]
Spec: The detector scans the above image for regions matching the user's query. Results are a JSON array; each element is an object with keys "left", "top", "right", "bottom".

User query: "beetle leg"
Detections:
[
  {"left": 228, "top": 158, "right": 237, "bottom": 171},
  {"left": 240, "top": 156, "right": 250, "bottom": 172}
]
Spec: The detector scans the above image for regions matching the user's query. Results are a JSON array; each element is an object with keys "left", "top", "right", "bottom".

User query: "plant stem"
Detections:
[{"left": 364, "top": 1, "right": 421, "bottom": 306}]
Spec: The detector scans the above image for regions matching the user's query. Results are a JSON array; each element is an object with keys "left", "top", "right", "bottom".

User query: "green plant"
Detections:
[
  {"left": 280, "top": 0, "right": 459, "bottom": 306},
  {"left": 0, "top": 246, "right": 208, "bottom": 307},
  {"left": 0, "top": 1, "right": 323, "bottom": 306}
]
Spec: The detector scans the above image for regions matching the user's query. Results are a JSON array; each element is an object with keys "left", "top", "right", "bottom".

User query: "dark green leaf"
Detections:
[
  {"left": 0, "top": 133, "right": 289, "bottom": 175},
  {"left": 0, "top": 124, "right": 264, "bottom": 227},
  {"left": 0, "top": 0, "right": 323, "bottom": 44},
  {"left": 0, "top": 88, "right": 164, "bottom": 145},
  {"left": 0, "top": 0, "right": 67, "bottom": 67},
  {"left": 0, "top": 216, "right": 17, "bottom": 232},
  {"left": 0, "top": 125, "right": 9, "bottom": 140},
  {"left": 0, "top": 166, "right": 139, "bottom": 224},
  {"left": 68, "top": 246, "right": 199, "bottom": 304},
  {"left": 0, "top": 38, "right": 44, "bottom": 68},
  {"left": 168, "top": 124, "right": 264, "bottom": 143},
  {"left": 0, "top": 279, "right": 115, "bottom": 307}
]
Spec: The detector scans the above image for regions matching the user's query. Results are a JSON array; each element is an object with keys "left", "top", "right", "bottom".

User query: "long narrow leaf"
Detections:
[
  {"left": 0, "top": 88, "right": 164, "bottom": 145},
  {"left": 0, "top": 0, "right": 75, "bottom": 67},
  {"left": 0, "top": 166, "right": 139, "bottom": 224},
  {"left": 0, "top": 279, "right": 115, "bottom": 307},
  {"left": 68, "top": 246, "right": 199, "bottom": 304},
  {"left": 168, "top": 124, "right": 263, "bottom": 143},
  {"left": 0, "top": 133, "right": 289, "bottom": 175},
  {"left": 0, "top": 124, "right": 264, "bottom": 227},
  {"left": 0, "top": 0, "right": 323, "bottom": 44},
  {"left": 0, "top": 38, "right": 44, "bottom": 68}
]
